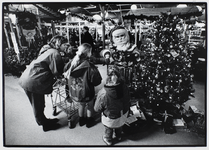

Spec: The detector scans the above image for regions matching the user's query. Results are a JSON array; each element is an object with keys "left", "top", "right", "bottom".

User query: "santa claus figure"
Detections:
[{"left": 102, "top": 26, "right": 143, "bottom": 97}]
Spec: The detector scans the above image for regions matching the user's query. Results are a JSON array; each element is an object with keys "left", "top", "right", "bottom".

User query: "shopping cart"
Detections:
[{"left": 50, "top": 78, "right": 79, "bottom": 128}]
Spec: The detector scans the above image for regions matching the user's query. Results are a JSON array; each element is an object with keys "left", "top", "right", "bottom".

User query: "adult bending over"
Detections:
[{"left": 19, "top": 35, "right": 69, "bottom": 132}]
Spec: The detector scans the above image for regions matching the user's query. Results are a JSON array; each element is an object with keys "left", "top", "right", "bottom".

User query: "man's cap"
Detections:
[{"left": 83, "top": 26, "right": 89, "bottom": 31}]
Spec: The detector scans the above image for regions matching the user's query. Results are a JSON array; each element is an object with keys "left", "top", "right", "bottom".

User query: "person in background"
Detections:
[
  {"left": 19, "top": 35, "right": 69, "bottom": 132},
  {"left": 94, "top": 65, "right": 131, "bottom": 146},
  {"left": 63, "top": 43, "right": 102, "bottom": 128},
  {"left": 81, "top": 26, "right": 95, "bottom": 56}
]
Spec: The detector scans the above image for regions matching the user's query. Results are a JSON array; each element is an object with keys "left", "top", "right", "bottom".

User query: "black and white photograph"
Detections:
[{"left": 2, "top": 1, "right": 207, "bottom": 148}]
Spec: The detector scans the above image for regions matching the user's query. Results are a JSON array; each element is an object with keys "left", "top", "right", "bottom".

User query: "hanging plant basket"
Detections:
[{"left": 16, "top": 11, "right": 38, "bottom": 30}]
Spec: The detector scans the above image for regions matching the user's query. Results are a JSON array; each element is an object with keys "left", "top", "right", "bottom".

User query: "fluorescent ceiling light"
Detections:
[
  {"left": 177, "top": 4, "right": 187, "bottom": 8},
  {"left": 84, "top": 6, "right": 96, "bottom": 9},
  {"left": 131, "top": 4, "right": 137, "bottom": 10}
]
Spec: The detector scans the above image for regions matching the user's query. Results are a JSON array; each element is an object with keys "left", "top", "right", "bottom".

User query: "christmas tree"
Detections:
[{"left": 138, "top": 13, "right": 195, "bottom": 133}]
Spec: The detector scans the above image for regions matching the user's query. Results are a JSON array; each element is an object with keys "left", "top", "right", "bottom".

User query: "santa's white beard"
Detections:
[{"left": 115, "top": 42, "right": 131, "bottom": 51}]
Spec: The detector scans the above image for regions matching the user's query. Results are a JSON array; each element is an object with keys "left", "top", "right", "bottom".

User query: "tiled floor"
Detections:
[{"left": 3, "top": 65, "right": 206, "bottom": 147}]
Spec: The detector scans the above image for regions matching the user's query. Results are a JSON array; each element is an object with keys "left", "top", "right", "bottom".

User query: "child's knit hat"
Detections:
[{"left": 106, "top": 65, "right": 121, "bottom": 86}]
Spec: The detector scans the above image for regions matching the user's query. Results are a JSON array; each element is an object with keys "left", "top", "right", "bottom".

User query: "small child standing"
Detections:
[
  {"left": 94, "top": 65, "right": 131, "bottom": 145},
  {"left": 63, "top": 43, "right": 102, "bottom": 128}
]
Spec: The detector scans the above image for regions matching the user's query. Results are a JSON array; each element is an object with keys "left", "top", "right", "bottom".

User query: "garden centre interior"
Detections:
[{"left": 3, "top": 2, "right": 207, "bottom": 147}]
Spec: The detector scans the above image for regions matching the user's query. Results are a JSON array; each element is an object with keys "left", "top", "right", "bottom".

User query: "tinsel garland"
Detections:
[{"left": 71, "top": 13, "right": 117, "bottom": 25}]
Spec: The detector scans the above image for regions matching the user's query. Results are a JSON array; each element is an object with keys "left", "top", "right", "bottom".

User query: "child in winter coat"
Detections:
[
  {"left": 63, "top": 43, "right": 102, "bottom": 128},
  {"left": 94, "top": 65, "right": 131, "bottom": 145}
]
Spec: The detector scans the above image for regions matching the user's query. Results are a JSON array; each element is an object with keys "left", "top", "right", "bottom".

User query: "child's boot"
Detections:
[
  {"left": 79, "top": 117, "right": 86, "bottom": 126},
  {"left": 102, "top": 135, "right": 113, "bottom": 146},
  {"left": 86, "top": 117, "right": 94, "bottom": 128}
]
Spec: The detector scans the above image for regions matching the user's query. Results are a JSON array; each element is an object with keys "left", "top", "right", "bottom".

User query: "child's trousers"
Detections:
[{"left": 104, "top": 125, "right": 122, "bottom": 140}]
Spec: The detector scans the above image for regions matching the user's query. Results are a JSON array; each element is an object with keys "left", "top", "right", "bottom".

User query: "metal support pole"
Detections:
[
  {"left": 4, "top": 26, "right": 11, "bottom": 49},
  {"left": 79, "top": 22, "right": 81, "bottom": 46},
  {"left": 51, "top": 20, "right": 55, "bottom": 36},
  {"left": 135, "top": 20, "right": 137, "bottom": 45},
  {"left": 15, "top": 24, "right": 22, "bottom": 47},
  {"left": 99, "top": 4, "right": 106, "bottom": 50}
]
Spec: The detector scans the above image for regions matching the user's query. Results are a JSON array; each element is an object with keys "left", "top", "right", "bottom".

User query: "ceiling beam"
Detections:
[{"left": 33, "top": 4, "right": 60, "bottom": 18}]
